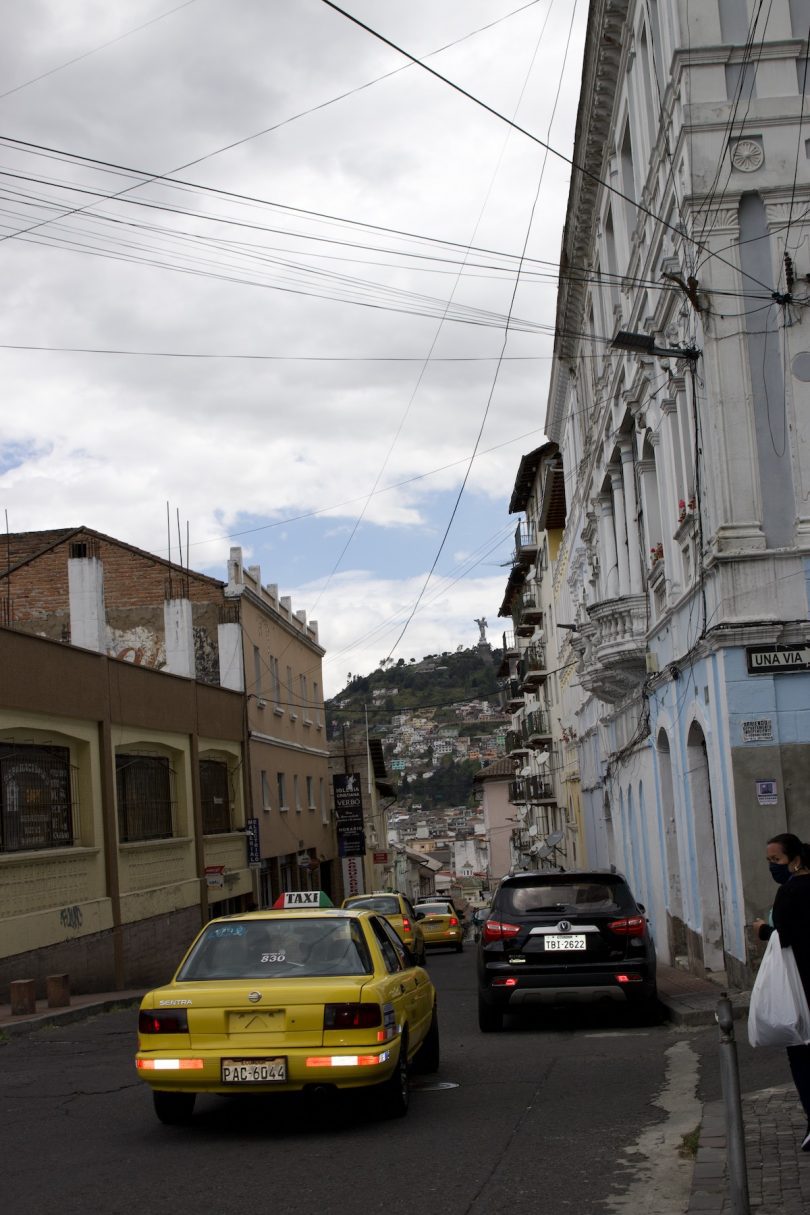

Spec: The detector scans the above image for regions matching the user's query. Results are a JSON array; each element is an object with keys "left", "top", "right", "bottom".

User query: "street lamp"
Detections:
[{"left": 611, "top": 330, "right": 700, "bottom": 361}]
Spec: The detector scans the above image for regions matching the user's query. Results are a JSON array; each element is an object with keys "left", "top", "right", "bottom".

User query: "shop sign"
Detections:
[
  {"left": 741, "top": 718, "right": 773, "bottom": 743},
  {"left": 204, "top": 865, "right": 225, "bottom": 888},
  {"left": 245, "top": 817, "right": 261, "bottom": 866},
  {"left": 747, "top": 645, "right": 810, "bottom": 674}
]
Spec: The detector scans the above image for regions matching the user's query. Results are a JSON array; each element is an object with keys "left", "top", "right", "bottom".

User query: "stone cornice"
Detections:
[{"left": 546, "top": 0, "right": 630, "bottom": 442}]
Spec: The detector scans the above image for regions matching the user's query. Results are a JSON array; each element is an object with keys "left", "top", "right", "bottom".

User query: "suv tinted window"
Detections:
[{"left": 495, "top": 878, "right": 636, "bottom": 916}]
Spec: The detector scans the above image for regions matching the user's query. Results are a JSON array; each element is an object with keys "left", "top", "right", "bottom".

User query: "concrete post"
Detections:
[
  {"left": 68, "top": 557, "right": 107, "bottom": 652},
  {"left": 163, "top": 598, "right": 195, "bottom": 678}
]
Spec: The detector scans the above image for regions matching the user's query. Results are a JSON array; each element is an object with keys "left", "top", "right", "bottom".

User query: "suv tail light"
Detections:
[
  {"left": 139, "top": 1009, "right": 189, "bottom": 1034},
  {"left": 324, "top": 1003, "right": 382, "bottom": 1030},
  {"left": 482, "top": 919, "right": 521, "bottom": 944},
  {"left": 607, "top": 916, "right": 646, "bottom": 937}
]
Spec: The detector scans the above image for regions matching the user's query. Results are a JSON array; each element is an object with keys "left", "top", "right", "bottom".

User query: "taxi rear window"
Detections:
[
  {"left": 418, "top": 903, "right": 453, "bottom": 916},
  {"left": 345, "top": 896, "right": 400, "bottom": 915},
  {"left": 176, "top": 917, "right": 373, "bottom": 980}
]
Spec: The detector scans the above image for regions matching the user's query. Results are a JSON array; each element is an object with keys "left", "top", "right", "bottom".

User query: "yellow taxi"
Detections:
[
  {"left": 341, "top": 892, "right": 427, "bottom": 965},
  {"left": 135, "top": 904, "right": 438, "bottom": 1125},
  {"left": 415, "top": 900, "right": 464, "bottom": 952}
]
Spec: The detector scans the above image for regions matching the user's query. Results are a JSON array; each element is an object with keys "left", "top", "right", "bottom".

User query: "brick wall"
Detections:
[{"left": 0, "top": 906, "right": 204, "bottom": 1000}]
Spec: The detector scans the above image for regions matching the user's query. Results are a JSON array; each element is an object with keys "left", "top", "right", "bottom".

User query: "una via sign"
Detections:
[{"left": 747, "top": 645, "right": 810, "bottom": 674}]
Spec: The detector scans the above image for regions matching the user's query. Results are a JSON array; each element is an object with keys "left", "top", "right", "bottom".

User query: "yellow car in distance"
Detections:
[
  {"left": 415, "top": 901, "right": 464, "bottom": 953},
  {"left": 341, "top": 892, "right": 427, "bottom": 965},
  {"left": 135, "top": 908, "right": 438, "bottom": 1125}
]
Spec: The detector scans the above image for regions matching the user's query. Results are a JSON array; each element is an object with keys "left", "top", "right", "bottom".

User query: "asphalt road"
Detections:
[{"left": 1, "top": 948, "right": 793, "bottom": 1215}]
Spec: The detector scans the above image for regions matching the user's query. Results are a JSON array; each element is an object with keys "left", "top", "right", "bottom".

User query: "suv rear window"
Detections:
[{"left": 495, "top": 878, "right": 636, "bottom": 916}]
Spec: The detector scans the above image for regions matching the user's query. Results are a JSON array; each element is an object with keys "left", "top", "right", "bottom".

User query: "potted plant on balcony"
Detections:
[{"left": 677, "top": 499, "right": 687, "bottom": 523}]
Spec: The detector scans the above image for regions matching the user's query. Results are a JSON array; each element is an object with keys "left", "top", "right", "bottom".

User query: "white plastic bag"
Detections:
[{"left": 748, "top": 930, "right": 810, "bottom": 1047}]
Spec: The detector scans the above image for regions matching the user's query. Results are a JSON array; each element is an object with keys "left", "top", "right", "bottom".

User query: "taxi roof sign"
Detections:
[{"left": 272, "top": 890, "right": 334, "bottom": 909}]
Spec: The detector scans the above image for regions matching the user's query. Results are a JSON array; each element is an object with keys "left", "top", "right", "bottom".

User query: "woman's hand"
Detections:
[{"left": 752, "top": 918, "right": 766, "bottom": 936}]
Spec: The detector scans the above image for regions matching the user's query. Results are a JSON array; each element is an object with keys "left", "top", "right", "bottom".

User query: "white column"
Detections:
[
  {"left": 619, "top": 441, "right": 643, "bottom": 593},
  {"left": 67, "top": 557, "right": 107, "bottom": 652},
  {"left": 597, "top": 494, "right": 619, "bottom": 599},
  {"left": 164, "top": 598, "right": 195, "bottom": 678},
  {"left": 609, "top": 468, "right": 631, "bottom": 596},
  {"left": 218, "top": 622, "right": 245, "bottom": 692}
]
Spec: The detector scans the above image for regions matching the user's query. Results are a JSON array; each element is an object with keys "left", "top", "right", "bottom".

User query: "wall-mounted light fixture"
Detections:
[{"left": 611, "top": 330, "right": 700, "bottom": 361}]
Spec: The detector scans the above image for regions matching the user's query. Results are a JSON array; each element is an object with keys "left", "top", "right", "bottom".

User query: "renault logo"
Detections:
[
  {"left": 558, "top": 920, "right": 572, "bottom": 933},
  {"left": 248, "top": 991, "right": 262, "bottom": 1003}
]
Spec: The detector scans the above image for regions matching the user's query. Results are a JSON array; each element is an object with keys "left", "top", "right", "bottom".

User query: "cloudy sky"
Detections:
[{"left": 1, "top": 0, "right": 588, "bottom": 694}]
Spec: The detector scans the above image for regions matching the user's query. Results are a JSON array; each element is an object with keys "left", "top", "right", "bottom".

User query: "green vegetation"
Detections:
[{"left": 327, "top": 646, "right": 500, "bottom": 724}]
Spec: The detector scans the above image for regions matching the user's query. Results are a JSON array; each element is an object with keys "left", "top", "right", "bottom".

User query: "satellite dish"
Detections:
[{"left": 537, "top": 750, "right": 550, "bottom": 766}]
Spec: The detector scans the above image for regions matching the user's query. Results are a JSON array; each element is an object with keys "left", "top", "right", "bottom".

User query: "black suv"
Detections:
[{"left": 476, "top": 870, "right": 657, "bottom": 1031}]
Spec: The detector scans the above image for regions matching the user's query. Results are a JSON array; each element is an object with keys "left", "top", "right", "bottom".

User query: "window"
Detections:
[
  {"left": 253, "top": 646, "right": 262, "bottom": 694},
  {"left": 369, "top": 915, "right": 405, "bottom": 973},
  {"left": 320, "top": 776, "right": 328, "bottom": 824},
  {"left": 200, "top": 759, "right": 230, "bottom": 834},
  {"left": 270, "top": 656, "right": 281, "bottom": 705},
  {"left": 293, "top": 774, "right": 301, "bottom": 812},
  {"left": 116, "top": 754, "right": 174, "bottom": 842},
  {"left": 287, "top": 666, "right": 295, "bottom": 717},
  {"left": 313, "top": 681, "right": 321, "bottom": 727},
  {"left": 261, "top": 769, "right": 271, "bottom": 812},
  {"left": 300, "top": 674, "right": 309, "bottom": 719},
  {"left": 0, "top": 743, "right": 74, "bottom": 853},
  {"left": 277, "top": 772, "right": 287, "bottom": 811},
  {"left": 306, "top": 775, "right": 315, "bottom": 809}
]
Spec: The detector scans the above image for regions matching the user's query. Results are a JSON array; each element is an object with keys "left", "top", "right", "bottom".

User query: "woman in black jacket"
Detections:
[{"left": 753, "top": 832, "right": 810, "bottom": 1151}]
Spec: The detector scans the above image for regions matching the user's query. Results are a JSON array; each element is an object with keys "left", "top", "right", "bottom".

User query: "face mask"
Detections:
[{"left": 769, "top": 862, "right": 791, "bottom": 885}]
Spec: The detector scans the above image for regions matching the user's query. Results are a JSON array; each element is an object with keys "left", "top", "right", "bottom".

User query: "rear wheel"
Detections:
[
  {"left": 414, "top": 1005, "right": 440, "bottom": 1073},
  {"left": 377, "top": 1034, "right": 410, "bottom": 1118},
  {"left": 478, "top": 996, "right": 503, "bottom": 1033},
  {"left": 153, "top": 1091, "right": 196, "bottom": 1125}
]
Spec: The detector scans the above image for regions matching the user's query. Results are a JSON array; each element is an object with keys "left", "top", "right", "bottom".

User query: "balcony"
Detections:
[
  {"left": 496, "top": 629, "right": 518, "bottom": 678},
  {"left": 519, "top": 644, "right": 547, "bottom": 688},
  {"left": 513, "top": 520, "right": 538, "bottom": 568},
  {"left": 525, "top": 709, "right": 552, "bottom": 743},
  {"left": 576, "top": 593, "right": 648, "bottom": 704},
  {"left": 514, "top": 585, "right": 543, "bottom": 637},
  {"left": 505, "top": 729, "right": 529, "bottom": 757},
  {"left": 504, "top": 677, "right": 524, "bottom": 709},
  {"left": 509, "top": 775, "right": 555, "bottom": 805}
]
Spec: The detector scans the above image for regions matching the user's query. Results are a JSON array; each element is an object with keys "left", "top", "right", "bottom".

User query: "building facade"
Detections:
[
  {"left": 545, "top": 0, "right": 810, "bottom": 982},
  {"left": 0, "top": 528, "right": 336, "bottom": 987}
]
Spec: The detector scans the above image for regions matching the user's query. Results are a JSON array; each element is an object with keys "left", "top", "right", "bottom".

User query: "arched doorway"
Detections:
[
  {"left": 686, "top": 721, "right": 725, "bottom": 974},
  {"left": 657, "top": 729, "right": 686, "bottom": 961}
]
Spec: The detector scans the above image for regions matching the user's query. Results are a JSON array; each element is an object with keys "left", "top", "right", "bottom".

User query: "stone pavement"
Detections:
[
  {"left": 7, "top": 965, "right": 792, "bottom": 1215},
  {"left": 688, "top": 1086, "right": 810, "bottom": 1214}
]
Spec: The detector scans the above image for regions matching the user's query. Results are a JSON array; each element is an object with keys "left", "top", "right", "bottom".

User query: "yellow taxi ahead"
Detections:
[
  {"left": 415, "top": 900, "right": 464, "bottom": 952},
  {"left": 341, "top": 891, "right": 427, "bottom": 965},
  {"left": 135, "top": 906, "right": 438, "bottom": 1125}
]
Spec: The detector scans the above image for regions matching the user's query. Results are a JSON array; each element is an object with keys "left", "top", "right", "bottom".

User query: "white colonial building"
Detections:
[{"left": 545, "top": 0, "right": 810, "bottom": 985}]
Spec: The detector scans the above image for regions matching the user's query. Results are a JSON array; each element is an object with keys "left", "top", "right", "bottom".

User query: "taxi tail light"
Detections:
[
  {"left": 449, "top": 917, "right": 459, "bottom": 927},
  {"left": 138, "top": 1009, "right": 189, "bottom": 1034},
  {"left": 607, "top": 917, "right": 646, "bottom": 937},
  {"left": 323, "top": 1003, "right": 382, "bottom": 1030},
  {"left": 401, "top": 916, "right": 411, "bottom": 933},
  {"left": 482, "top": 919, "right": 521, "bottom": 944}
]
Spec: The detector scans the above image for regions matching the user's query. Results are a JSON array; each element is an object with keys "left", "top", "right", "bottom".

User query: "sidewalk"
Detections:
[
  {"left": 688, "top": 1086, "right": 810, "bottom": 1213},
  {"left": 657, "top": 963, "right": 750, "bottom": 1028},
  {"left": 0, "top": 989, "right": 144, "bottom": 1037}
]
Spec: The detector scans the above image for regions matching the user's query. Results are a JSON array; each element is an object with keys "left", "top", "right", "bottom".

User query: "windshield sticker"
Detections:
[{"left": 210, "top": 924, "right": 247, "bottom": 937}]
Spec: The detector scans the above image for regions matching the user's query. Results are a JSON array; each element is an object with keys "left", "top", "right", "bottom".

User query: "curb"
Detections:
[
  {"left": 659, "top": 993, "right": 750, "bottom": 1029},
  {"left": 0, "top": 995, "right": 143, "bottom": 1040}
]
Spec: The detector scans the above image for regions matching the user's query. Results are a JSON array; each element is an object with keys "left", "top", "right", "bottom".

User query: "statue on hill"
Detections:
[{"left": 474, "top": 617, "right": 488, "bottom": 644}]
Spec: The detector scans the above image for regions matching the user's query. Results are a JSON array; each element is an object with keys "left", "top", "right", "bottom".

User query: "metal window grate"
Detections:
[
  {"left": 0, "top": 744, "right": 76, "bottom": 852},
  {"left": 200, "top": 759, "right": 231, "bottom": 834},
  {"left": 116, "top": 754, "right": 175, "bottom": 842}
]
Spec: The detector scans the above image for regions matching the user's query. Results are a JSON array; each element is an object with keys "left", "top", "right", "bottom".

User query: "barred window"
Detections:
[
  {"left": 0, "top": 744, "right": 75, "bottom": 853},
  {"left": 116, "top": 754, "right": 174, "bottom": 842},
  {"left": 200, "top": 759, "right": 231, "bottom": 834}
]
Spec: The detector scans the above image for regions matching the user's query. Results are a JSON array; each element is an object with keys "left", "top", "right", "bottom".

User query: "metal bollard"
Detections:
[{"left": 716, "top": 993, "right": 750, "bottom": 1215}]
